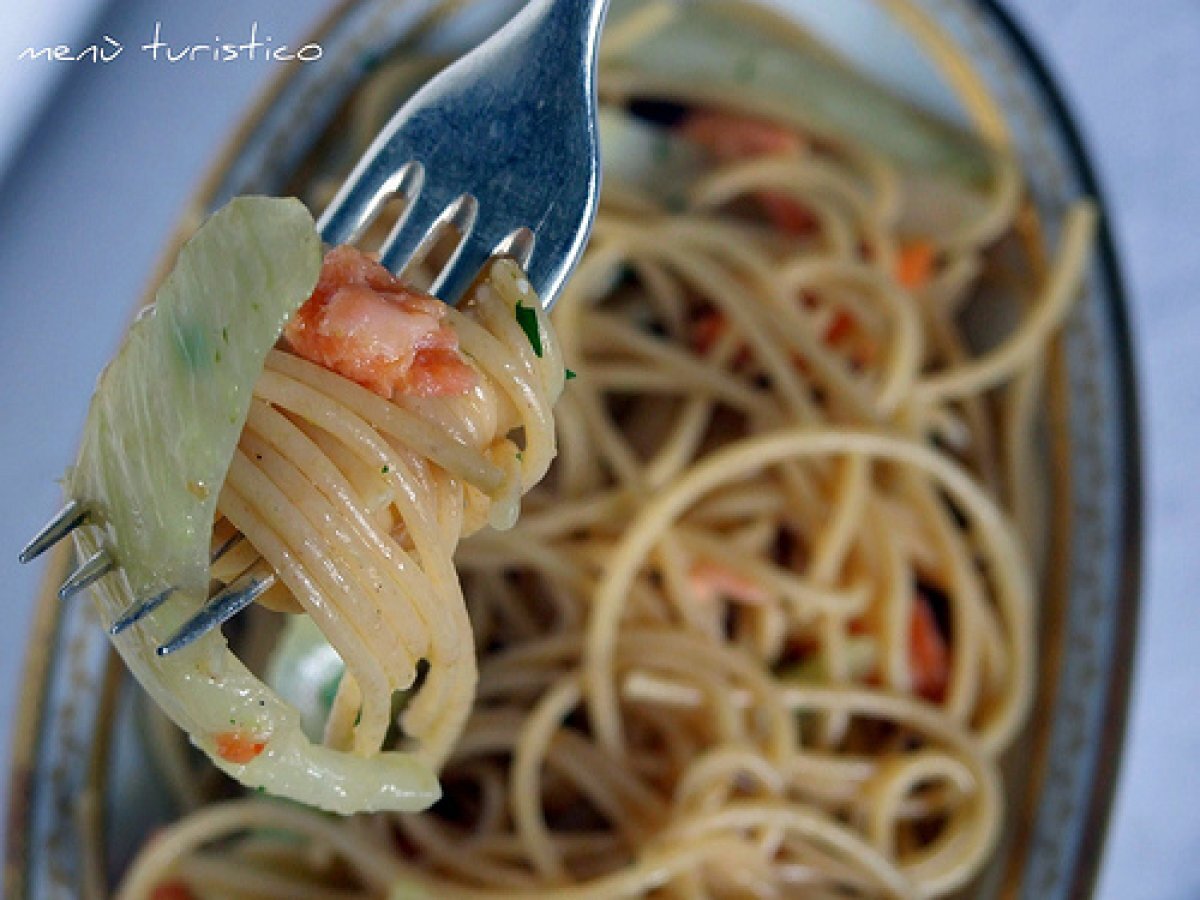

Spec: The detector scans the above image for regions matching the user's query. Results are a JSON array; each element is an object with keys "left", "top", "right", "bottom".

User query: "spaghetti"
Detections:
[
  {"left": 112, "top": 1, "right": 1096, "bottom": 897},
  {"left": 208, "top": 252, "right": 565, "bottom": 771}
]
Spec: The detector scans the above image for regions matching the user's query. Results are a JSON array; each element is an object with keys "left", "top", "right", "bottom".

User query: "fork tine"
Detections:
[
  {"left": 156, "top": 570, "right": 276, "bottom": 657},
  {"left": 379, "top": 190, "right": 475, "bottom": 277},
  {"left": 494, "top": 227, "right": 536, "bottom": 270},
  {"left": 20, "top": 499, "right": 88, "bottom": 564},
  {"left": 524, "top": 225, "right": 588, "bottom": 309},
  {"left": 430, "top": 195, "right": 481, "bottom": 290},
  {"left": 532, "top": 229, "right": 590, "bottom": 306},
  {"left": 110, "top": 533, "right": 244, "bottom": 636},
  {"left": 210, "top": 531, "right": 244, "bottom": 564},
  {"left": 109, "top": 588, "right": 173, "bottom": 636},
  {"left": 317, "top": 159, "right": 424, "bottom": 247},
  {"left": 59, "top": 549, "right": 114, "bottom": 601},
  {"left": 430, "top": 231, "right": 495, "bottom": 306},
  {"left": 377, "top": 191, "right": 441, "bottom": 275}
]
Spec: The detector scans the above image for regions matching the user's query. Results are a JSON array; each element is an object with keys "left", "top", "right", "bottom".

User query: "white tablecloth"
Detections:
[{"left": 0, "top": 1, "right": 1194, "bottom": 897}]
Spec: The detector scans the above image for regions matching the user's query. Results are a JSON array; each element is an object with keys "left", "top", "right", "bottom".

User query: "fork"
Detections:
[{"left": 19, "top": 0, "right": 609, "bottom": 656}]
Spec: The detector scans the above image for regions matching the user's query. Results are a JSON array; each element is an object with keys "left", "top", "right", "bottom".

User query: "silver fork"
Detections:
[{"left": 19, "top": 0, "right": 609, "bottom": 655}]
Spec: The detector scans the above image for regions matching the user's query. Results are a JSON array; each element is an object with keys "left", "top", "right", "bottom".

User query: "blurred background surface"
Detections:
[{"left": 0, "top": 1, "right": 1194, "bottom": 897}]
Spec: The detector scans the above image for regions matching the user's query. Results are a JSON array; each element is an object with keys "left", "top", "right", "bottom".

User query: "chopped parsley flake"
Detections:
[
  {"left": 515, "top": 303, "right": 543, "bottom": 357},
  {"left": 565, "top": 368, "right": 577, "bottom": 380},
  {"left": 381, "top": 465, "right": 390, "bottom": 474}
]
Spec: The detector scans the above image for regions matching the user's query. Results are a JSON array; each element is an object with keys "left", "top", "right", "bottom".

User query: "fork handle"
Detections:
[
  {"left": 461, "top": 0, "right": 611, "bottom": 119},
  {"left": 317, "top": 0, "right": 611, "bottom": 306},
  {"left": 511, "top": 0, "right": 609, "bottom": 59},
  {"left": 458, "top": 0, "right": 610, "bottom": 301}
]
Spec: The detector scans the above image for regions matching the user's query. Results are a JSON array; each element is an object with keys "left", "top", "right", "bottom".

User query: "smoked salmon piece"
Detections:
[{"left": 285, "top": 246, "right": 476, "bottom": 399}]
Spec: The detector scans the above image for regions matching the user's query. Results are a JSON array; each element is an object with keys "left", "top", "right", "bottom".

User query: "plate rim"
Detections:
[{"left": 974, "top": 3, "right": 1144, "bottom": 896}]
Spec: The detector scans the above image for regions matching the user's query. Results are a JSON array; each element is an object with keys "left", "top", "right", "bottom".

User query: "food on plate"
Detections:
[{"left": 92, "top": 2, "right": 1096, "bottom": 897}]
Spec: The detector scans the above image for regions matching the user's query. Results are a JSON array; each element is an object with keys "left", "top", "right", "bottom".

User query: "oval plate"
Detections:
[{"left": 5, "top": 1, "right": 1140, "bottom": 897}]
